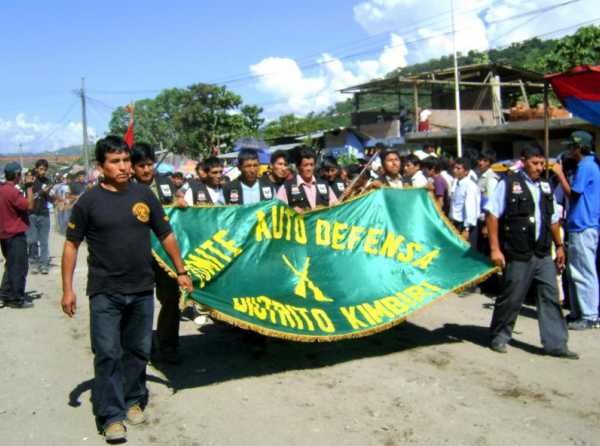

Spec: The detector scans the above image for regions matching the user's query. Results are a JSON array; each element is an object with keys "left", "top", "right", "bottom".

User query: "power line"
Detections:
[
  {"left": 88, "top": 0, "right": 582, "bottom": 97},
  {"left": 20, "top": 100, "right": 79, "bottom": 150},
  {"left": 250, "top": 15, "right": 600, "bottom": 110}
]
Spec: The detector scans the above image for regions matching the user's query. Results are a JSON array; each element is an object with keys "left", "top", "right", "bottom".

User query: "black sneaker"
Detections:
[
  {"left": 6, "top": 299, "right": 34, "bottom": 309},
  {"left": 546, "top": 349, "right": 580, "bottom": 360},
  {"left": 490, "top": 339, "right": 507, "bottom": 353},
  {"left": 568, "top": 319, "right": 594, "bottom": 330}
]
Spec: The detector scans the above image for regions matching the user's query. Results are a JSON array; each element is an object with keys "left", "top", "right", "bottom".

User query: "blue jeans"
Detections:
[
  {"left": 27, "top": 214, "right": 50, "bottom": 266},
  {"left": 568, "top": 228, "right": 599, "bottom": 321},
  {"left": 89, "top": 292, "right": 154, "bottom": 429}
]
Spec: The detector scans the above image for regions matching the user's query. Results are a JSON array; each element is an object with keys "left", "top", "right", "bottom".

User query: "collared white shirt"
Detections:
[
  {"left": 478, "top": 168, "right": 500, "bottom": 205},
  {"left": 409, "top": 170, "right": 428, "bottom": 188},
  {"left": 450, "top": 176, "right": 480, "bottom": 228}
]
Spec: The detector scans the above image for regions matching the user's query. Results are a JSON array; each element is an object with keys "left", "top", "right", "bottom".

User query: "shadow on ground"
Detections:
[
  {"left": 150, "top": 321, "right": 468, "bottom": 392},
  {"left": 67, "top": 320, "right": 547, "bottom": 400}
]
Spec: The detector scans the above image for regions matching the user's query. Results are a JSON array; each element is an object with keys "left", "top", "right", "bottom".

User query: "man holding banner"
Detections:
[
  {"left": 485, "top": 145, "right": 577, "bottom": 359},
  {"left": 130, "top": 142, "right": 187, "bottom": 365},
  {"left": 185, "top": 157, "right": 225, "bottom": 205},
  {"left": 277, "top": 146, "right": 337, "bottom": 211},
  {"left": 224, "top": 149, "right": 275, "bottom": 205},
  {"left": 61, "top": 136, "right": 193, "bottom": 441}
]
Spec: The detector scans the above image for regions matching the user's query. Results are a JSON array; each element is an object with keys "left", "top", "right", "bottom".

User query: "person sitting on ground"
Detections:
[
  {"left": 276, "top": 146, "right": 338, "bottom": 212},
  {"left": 224, "top": 149, "right": 276, "bottom": 204}
]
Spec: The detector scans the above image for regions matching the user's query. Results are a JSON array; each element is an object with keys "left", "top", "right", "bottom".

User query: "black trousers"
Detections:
[
  {"left": 0, "top": 233, "right": 29, "bottom": 301},
  {"left": 490, "top": 255, "right": 568, "bottom": 352},
  {"left": 153, "top": 261, "right": 181, "bottom": 351}
]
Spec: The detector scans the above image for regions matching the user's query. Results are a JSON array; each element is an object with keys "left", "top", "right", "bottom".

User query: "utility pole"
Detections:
[
  {"left": 78, "top": 77, "right": 90, "bottom": 174},
  {"left": 451, "top": 0, "right": 463, "bottom": 157},
  {"left": 19, "top": 143, "right": 24, "bottom": 169}
]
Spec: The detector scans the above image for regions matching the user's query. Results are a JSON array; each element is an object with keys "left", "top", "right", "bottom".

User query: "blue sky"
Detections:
[{"left": 1, "top": 0, "right": 597, "bottom": 153}]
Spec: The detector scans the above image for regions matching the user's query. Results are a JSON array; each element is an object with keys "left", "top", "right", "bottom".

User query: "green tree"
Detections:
[
  {"left": 108, "top": 84, "right": 264, "bottom": 157},
  {"left": 538, "top": 25, "right": 600, "bottom": 73}
]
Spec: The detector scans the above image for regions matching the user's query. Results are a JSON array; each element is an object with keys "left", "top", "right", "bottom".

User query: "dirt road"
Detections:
[{"left": 1, "top": 227, "right": 598, "bottom": 445}]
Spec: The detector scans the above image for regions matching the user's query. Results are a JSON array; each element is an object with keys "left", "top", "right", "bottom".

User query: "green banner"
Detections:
[{"left": 152, "top": 188, "right": 495, "bottom": 341}]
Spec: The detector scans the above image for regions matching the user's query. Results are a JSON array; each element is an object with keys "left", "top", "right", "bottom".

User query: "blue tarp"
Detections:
[{"left": 323, "top": 131, "right": 365, "bottom": 159}]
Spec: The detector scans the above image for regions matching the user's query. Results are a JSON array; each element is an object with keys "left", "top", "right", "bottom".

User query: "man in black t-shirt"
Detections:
[
  {"left": 61, "top": 136, "right": 192, "bottom": 443},
  {"left": 27, "top": 159, "right": 53, "bottom": 274}
]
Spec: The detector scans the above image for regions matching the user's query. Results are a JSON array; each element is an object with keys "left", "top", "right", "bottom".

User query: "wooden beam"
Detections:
[
  {"left": 519, "top": 80, "right": 530, "bottom": 108},
  {"left": 413, "top": 82, "right": 419, "bottom": 132}
]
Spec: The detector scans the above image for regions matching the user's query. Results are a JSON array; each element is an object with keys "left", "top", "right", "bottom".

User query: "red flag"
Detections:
[
  {"left": 545, "top": 65, "right": 600, "bottom": 125},
  {"left": 123, "top": 104, "right": 135, "bottom": 148}
]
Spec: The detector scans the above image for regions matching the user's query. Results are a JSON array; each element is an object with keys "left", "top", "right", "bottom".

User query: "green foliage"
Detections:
[
  {"left": 107, "top": 26, "right": 600, "bottom": 149},
  {"left": 262, "top": 100, "right": 352, "bottom": 140},
  {"left": 537, "top": 25, "right": 600, "bottom": 73},
  {"left": 108, "top": 84, "right": 264, "bottom": 158}
]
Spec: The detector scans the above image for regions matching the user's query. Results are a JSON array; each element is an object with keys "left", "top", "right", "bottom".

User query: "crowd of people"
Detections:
[{"left": 1, "top": 129, "right": 599, "bottom": 442}]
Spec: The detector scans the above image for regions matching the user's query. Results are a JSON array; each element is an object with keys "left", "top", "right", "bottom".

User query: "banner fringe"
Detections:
[
  {"left": 153, "top": 189, "right": 499, "bottom": 342},
  {"left": 200, "top": 266, "right": 497, "bottom": 343}
]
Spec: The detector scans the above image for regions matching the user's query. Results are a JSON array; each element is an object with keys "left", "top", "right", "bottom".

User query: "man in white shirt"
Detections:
[
  {"left": 403, "top": 154, "right": 428, "bottom": 188},
  {"left": 450, "top": 157, "right": 481, "bottom": 246}
]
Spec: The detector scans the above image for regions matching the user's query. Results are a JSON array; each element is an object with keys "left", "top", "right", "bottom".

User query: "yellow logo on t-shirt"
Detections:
[
  {"left": 67, "top": 222, "right": 76, "bottom": 230},
  {"left": 132, "top": 202, "right": 150, "bottom": 223}
]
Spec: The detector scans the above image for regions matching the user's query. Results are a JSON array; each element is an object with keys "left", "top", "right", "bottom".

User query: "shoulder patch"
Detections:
[
  {"left": 262, "top": 187, "right": 273, "bottom": 199},
  {"left": 159, "top": 184, "right": 172, "bottom": 196},
  {"left": 511, "top": 182, "right": 523, "bottom": 194},
  {"left": 132, "top": 202, "right": 150, "bottom": 223},
  {"left": 540, "top": 181, "right": 551, "bottom": 194}
]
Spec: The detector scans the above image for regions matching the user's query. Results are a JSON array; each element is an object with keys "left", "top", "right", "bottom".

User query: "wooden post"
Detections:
[
  {"left": 413, "top": 82, "right": 419, "bottom": 132},
  {"left": 544, "top": 81, "right": 550, "bottom": 179},
  {"left": 519, "top": 79, "right": 530, "bottom": 108}
]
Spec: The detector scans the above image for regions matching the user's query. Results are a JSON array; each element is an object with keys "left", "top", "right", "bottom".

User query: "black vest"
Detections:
[
  {"left": 284, "top": 176, "right": 330, "bottom": 210},
  {"left": 154, "top": 174, "right": 176, "bottom": 205},
  {"left": 189, "top": 179, "right": 214, "bottom": 205},
  {"left": 327, "top": 177, "right": 346, "bottom": 199},
  {"left": 224, "top": 177, "right": 275, "bottom": 205},
  {"left": 500, "top": 173, "right": 554, "bottom": 261}
]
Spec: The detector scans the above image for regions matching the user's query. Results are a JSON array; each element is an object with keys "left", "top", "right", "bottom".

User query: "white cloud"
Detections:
[
  {"left": 251, "top": 33, "right": 408, "bottom": 117},
  {"left": 0, "top": 113, "right": 97, "bottom": 153},
  {"left": 251, "top": 0, "right": 595, "bottom": 117}
]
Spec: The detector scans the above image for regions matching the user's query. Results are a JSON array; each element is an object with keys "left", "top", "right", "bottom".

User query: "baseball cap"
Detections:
[
  {"left": 4, "top": 162, "right": 22, "bottom": 175},
  {"left": 563, "top": 130, "right": 593, "bottom": 148}
]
